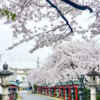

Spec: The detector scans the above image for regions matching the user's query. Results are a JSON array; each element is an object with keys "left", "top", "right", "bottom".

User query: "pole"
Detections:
[
  {"left": 90, "top": 86, "right": 96, "bottom": 100},
  {"left": 74, "top": 86, "right": 78, "bottom": 100},
  {"left": 1, "top": 77, "right": 9, "bottom": 100},
  {"left": 68, "top": 86, "right": 71, "bottom": 100}
]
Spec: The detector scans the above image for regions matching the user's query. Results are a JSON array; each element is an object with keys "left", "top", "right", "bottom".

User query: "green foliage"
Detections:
[
  {"left": 0, "top": 8, "right": 16, "bottom": 21},
  {"left": 0, "top": 95, "right": 2, "bottom": 100},
  {"left": 33, "top": 84, "right": 38, "bottom": 93},
  {"left": 16, "top": 93, "right": 18, "bottom": 99},
  {"left": 96, "top": 95, "right": 100, "bottom": 100},
  {"left": 96, "top": 92, "right": 100, "bottom": 100},
  {"left": 83, "top": 88, "right": 90, "bottom": 100},
  {"left": 11, "top": 13, "right": 16, "bottom": 21},
  {"left": 83, "top": 88, "right": 100, "bottom": 100},
  {"left": 22, "top": 76, "right": 25, "bottom": 81}
]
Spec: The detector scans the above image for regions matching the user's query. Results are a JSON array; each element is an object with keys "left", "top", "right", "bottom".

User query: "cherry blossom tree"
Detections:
[
  {"left": 0, "top": 0, "right": 99, "bottom": 53},
  {"left": 27, "top": 39, "right": 100, "bottom": 85},
  {"left": 27, "top": 67, "right": 59, "bottom": 86}
]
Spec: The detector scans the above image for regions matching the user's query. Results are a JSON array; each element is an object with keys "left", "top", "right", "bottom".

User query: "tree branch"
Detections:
[
  {"left": 46, "top": 0, "right": 73, "bottom": 33},
  {"left": 6, "top": 24, "right": 69, "bottom": 51},
  {"left": 61, "top": 0, "right": 93, "bottom": 13}
]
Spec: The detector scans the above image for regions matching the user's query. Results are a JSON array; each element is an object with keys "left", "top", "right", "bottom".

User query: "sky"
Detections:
[{"left": 0, "top": 18, "right": 53, "bottom": 69}]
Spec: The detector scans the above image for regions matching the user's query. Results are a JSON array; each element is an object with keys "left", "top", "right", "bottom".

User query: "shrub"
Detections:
[{"left": 33, "top": 84, "right": 38, "bottom": 94}]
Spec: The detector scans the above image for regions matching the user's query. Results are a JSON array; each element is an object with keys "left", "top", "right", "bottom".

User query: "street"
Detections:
[{"left": 19, "top": 92, "right": 54, "bottom": 100}]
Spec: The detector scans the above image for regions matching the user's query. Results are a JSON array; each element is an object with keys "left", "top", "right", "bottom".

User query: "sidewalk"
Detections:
[
  {"left": 17, "top": 94, "right": 22, "bottom": 100},
  {"left": 35, "top": 94, "right": 63, "bottom": 100},
  {"left": 18, "top": 91, "right": 63, "bottom": 100},
  {"left": 49, "top": 96, "right": 63, "bottom": 100}
]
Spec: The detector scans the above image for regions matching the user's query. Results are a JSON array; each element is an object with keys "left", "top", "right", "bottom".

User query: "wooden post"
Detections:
[
  {"left": 54, "top": 87, "right": 56, "bottom": 96},
  {"left": 68, "top": 86, "right": 71, "bottom": 100},
  {"left": 63, "top": 87, "right": 66, "bottom": 100},
  {"left": 59, "top": 87, "right": 61, "bottom": 98},
  {"left": 74, "top": 86, "right": 78, "bottom": 100},
  {"left": 50, "top": 88, "right": 52, "bottom": 96}
]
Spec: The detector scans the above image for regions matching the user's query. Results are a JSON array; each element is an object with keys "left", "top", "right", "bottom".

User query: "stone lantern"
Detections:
[
  {"left": 86, "top": 68, "right": 100, "bottom": 100},
  {"left": 0, "top": 63, "right": 13, "bottom": 100}
]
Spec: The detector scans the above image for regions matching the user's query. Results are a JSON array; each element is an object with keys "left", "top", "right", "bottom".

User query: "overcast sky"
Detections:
[{"left": 0, "top": 18, "right": 53, "bottom": 69}]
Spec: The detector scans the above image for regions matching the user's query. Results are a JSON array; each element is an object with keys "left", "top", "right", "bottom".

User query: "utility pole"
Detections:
[{"left": 37, "top": 56, "right": 40, "bottom": 68}]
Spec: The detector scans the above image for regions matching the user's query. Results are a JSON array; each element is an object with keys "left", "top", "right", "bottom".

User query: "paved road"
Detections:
[{"left": 19, "top": 91, "right": 54, "bottom": 100}]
